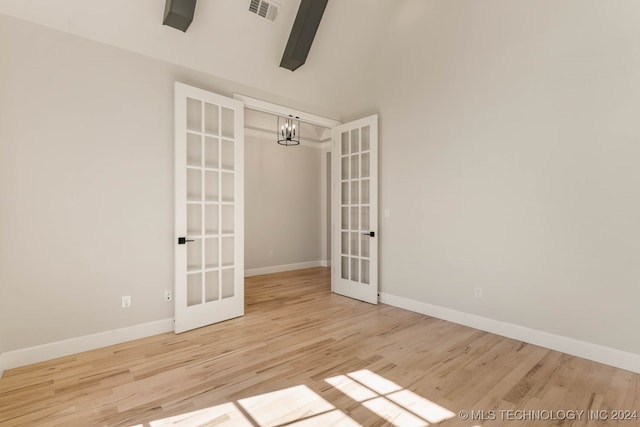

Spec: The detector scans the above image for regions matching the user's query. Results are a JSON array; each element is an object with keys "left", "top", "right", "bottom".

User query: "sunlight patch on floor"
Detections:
[
  {"left": 238, "top": 385, "right": 335, "bottom": 426},
  {"left": 287, "top": 409, "right": 361, "bottom": 426},
  {"left": 145, "top": 369, "right": 455, "bottom": 426},
  {"left": 387, "top": 389, "right": 456, "bottom": 423},
  {"left": 326, "top": 375, "right": 378, "bottom": 402},
  {"left": 326, "top": 369, "right": 455, "bottom": 427},
  {"left": 348, "top": 370, "right": 403, "bottom": 394},
  {"left": 149, "top": 402, "right": 252, "bottom": 426},
  {"left": 363, "top": 397, "right": 428, "bottom": 427}
]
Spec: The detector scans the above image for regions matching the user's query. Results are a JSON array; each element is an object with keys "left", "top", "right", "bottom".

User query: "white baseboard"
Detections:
[
  {"left": 379, "top": 293, "right": 640, "bottom": 374},
  {"left": 320, "top": 260, "right": 331, "bottom": 267},
  {"left": 0, "top": 318, "right": 174, "bottom": 376},
  {"left": 245, "top": 260, "right": 329, "bottom": 277}
]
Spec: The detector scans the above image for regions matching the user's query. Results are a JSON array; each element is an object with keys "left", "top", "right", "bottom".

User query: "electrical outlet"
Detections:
[
  {"left": 474, "top": 287, "right": 483, "bottom": 299},
  {"left": 122, "top": 295, "right": 131, "bottom": 308},
  {"left": 164, "top": 290, "right": 172, "bottom": 302}
]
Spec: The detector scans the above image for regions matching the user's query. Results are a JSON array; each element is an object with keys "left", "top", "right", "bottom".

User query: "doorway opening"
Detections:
[
  {"left": 235, "top": 95, "right": 379, "bottom": 305},
  {"left": 242, "top": 107, "right": 333, "bottom": 279}
]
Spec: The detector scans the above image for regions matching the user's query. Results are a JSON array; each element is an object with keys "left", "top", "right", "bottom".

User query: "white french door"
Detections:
[
  {"left": 174, "top": 82, "right": 244, "bottom": 333},
  {"left": 331, "top": 115, "right": 378, "bottom": 304}
]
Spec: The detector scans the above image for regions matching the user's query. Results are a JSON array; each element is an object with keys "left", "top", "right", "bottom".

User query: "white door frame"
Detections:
[{"left": 233, "top": 94, "right": 341, "bottom": 128}]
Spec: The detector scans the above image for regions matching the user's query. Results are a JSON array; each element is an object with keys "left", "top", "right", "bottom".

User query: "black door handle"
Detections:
[
  {"left": 178, "top": 237, "right": 195, "bottom": 244},
  {"left": 362, "top": 231, "right": 375, "bottom": 237}
]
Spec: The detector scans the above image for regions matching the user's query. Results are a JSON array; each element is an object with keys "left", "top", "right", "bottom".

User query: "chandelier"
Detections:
[{"left": 277, "top": 115, "right": 300, "bottom": 146}]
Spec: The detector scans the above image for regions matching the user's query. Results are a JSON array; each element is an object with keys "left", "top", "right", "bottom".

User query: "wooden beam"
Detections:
[
  {"left": 280, "top": 0, "right": 329, "bottom": 71},
  {"left": 163, "top": 0, "right": 197, "bottom": 32}
]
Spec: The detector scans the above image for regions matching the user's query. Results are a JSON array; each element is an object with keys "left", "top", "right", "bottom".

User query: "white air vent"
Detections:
[{"left": 249, "top": 0, "right": 279, "bottom": 22}]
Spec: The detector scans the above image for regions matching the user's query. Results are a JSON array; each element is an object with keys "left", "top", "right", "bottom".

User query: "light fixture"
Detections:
[{"left": 278, "top": 115, "right": 300, "bottom": 146}]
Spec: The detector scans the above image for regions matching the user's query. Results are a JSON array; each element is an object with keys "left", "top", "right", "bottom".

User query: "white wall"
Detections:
[
  {"left": 4, "top": 0, "right": 640, "bottom": 370},
  {"left": 1, "top": 14, "right": 176, "bottom": 353},
  {"left": 0, "top": 14, "right": 337, "bottom": 354},
  {"left": 374, "top": 1, "right": 640, "bottom": 355},
  {"left": 244, "top": 135, "right": 324, "bottom": 271}
]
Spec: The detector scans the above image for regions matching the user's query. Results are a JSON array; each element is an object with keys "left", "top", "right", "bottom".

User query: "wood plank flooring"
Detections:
[{"left": 0, "top": 267, "right": 638, "bottom": 426}]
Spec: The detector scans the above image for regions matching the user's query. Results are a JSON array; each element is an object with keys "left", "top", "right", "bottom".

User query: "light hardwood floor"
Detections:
[{"left": 0, "top": 267, "right": 638, "bottom": 426}]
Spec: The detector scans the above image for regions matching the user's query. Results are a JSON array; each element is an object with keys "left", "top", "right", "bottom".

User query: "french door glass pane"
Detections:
[
  {"left": 341, "top": 132, "right": 349, "bottom": 155},
  {"left": 361, "top": 179, "right": 370, "bottom": 204},
  {"left": 341, "top": 232, "right": 349, "bottom": 255},
  {"left": 187, "top": 205, "right": 201, "bottom": 236},
  {"left": 221, "top": 140, "right": 235, "bottom": 170},
  {"left": 205, "top": 171, "right": 219, "bottom": 201},
  {"left": 187, "top": 98, "right": 202, "bottom": 132},
  {"left": 205, "top": 103, "right": 219, "bottom": 135},
  {"left": 350, "top": 207, "right": 359, "bottom": 230},
  {"left": 341, "top": 182, "right": 349, "bottom": 204},
  {"left": 361, "top": 260, "right": 370, "bottom": 285},
  {"left": 350, "top": 232, "right": 359, "bottom": 256},
  {"left": 362, "top": 153, "right": 370, "bottom": 178},
  {"left": 341, "top": 157, "right": 349, "bottom": 180},
  {"left": 205, "top": 137, "right": 219, "bottom": 169},
  {"left": 221, "top": 173, "right": 234, "bottom": 202},
  {"left": 205, "top": 238, "right": 219, "bottom": 268},
  {"left": 187, "top": 133, "right": 201, "bottom": 167},
  {"left": 221, "top": 108, "right": 235, "bottom": 138},
  {"left": 187, "top": 170, "right": 201, "bottom": 201},
  {"left": 361, "top": 235, "right": 370, "bottom": 258},
  {"left": 361, "top": 207, "right": 370, "bottom": 230},
  {"left": 221, "top": 205, "right": 234, "bottom": 234},
  {"left": 187, "top": 239, "right": 202, "bottom": 272},
  {"left": 350, "top": 258, "right": 359, "bottom": 282},
  {"left": 350, "top": 181, "right": 359, "bottom": 204},
  {"left": 350, "top": 155, "right": 359, "bottom": 179},
  {"left": 205, "top": 205, "right": 219, "bottom": 234},
  {"left": 205, "top": 271, "right": 219, "bottom": 302},
  {"left": 187, "top": 273, "right": 202, "bottom": 306},
  {"left": 361, "top": 126, "right": 370, "bottom": 151},
  {"left": 222, "top": 237, "right": 234, "bottom": 266},
  {"left": 341, "top": 207, "right": 349, "bottom": 229},
  {"left": 350, "top": 129, "right": 359, "bottom": 153},
  {"left": 221, "top": 269, "right": 234, "bottom": 298}
]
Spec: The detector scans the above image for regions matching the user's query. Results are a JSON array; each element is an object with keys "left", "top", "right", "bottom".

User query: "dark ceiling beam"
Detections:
[
  {"left": 280, "top": 0, "right": 329, "bottom": 72},
  {"left": 163, "top": 0, "right": 197, "bottom": 32}
]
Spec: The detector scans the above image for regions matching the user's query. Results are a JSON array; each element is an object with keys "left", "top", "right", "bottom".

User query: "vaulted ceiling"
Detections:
[{"left": 0, "top": 0, "right": 397, "bottom": 119}]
